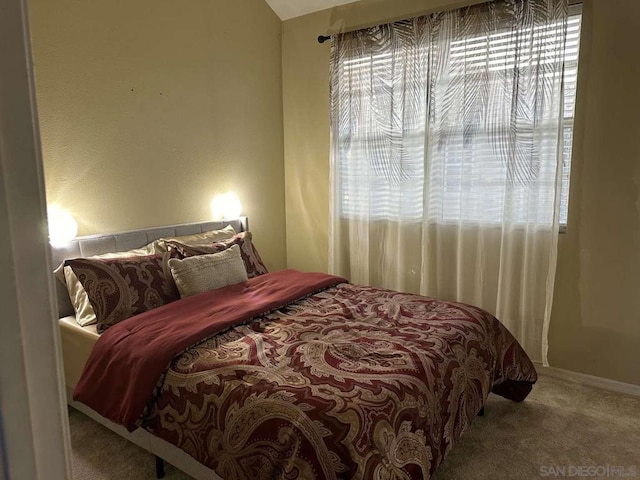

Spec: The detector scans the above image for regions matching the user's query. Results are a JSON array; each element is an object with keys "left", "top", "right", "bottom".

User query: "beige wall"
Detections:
[
  {"left": 30, "top": 0, "right": 286, "bottom": 271},
  {"left": 283, "top": 0, "right": 640, "bottom": 385},
  {"left": 549, "top": 0, "right": 640, "bottom": 385}
]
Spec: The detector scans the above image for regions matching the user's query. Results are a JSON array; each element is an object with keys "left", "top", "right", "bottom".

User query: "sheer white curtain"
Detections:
[{"left": 329, "top": 0, "right": 571, "bottom": 364}]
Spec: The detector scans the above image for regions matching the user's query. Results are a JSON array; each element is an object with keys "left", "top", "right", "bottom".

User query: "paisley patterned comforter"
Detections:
[{"left": 141, "top": 281, "right": 537, "bottom": 480}]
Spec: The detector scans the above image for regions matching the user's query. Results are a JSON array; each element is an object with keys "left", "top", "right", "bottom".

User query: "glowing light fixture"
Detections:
[
  {"left": 211, "top": 192, "right": 242, "bottom": 220},
  {"left": 48, "top": 205, "right": 78, "bottom": 247}
]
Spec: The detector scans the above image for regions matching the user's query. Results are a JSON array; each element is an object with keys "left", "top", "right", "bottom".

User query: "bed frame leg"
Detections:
[
  {"left": 478, "top": 406, "right": 485, "bottom": 417},
  {"left": 155, "top": 456, "right": 165, "bottom": 479}
]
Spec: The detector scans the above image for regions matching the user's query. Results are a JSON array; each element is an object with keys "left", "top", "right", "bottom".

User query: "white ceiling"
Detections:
[{"left": 265, "top": 0, "right": 360, "bottom": 21}]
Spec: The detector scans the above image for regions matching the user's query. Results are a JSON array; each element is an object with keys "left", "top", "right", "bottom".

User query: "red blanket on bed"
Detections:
[{"left": 74, "top": 270, "right": 346, "bottom": 430}]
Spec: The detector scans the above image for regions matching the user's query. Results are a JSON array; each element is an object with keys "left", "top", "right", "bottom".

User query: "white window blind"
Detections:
[{"left": 336, "top": 8, "right": 582, "bottom": 227}]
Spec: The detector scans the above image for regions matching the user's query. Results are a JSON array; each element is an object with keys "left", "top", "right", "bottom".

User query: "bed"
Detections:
[{"left": 53, "top": 218, "right": 537, "bottom": 480}]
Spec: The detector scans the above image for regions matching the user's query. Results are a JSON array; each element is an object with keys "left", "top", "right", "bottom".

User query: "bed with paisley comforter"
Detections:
[{"left": 74, "top": 268, "right": 537, "bottom": 480}]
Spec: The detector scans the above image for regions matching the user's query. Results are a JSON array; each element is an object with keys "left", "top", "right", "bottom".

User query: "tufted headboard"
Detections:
[{"left": 51, "top": 217, "right": 248, "bottom": 319}]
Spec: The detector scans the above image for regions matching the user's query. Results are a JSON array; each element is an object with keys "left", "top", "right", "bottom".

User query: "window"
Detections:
[
  {"left": 336, "top": 7, "right": 582, "bottom": 227},
  {"left": 560, "top": 10, "right": 582, "bottom": 225}
]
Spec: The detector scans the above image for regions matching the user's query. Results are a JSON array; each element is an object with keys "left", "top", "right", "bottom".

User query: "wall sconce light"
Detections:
[
  {"left": 211, "top": 192, "right": 242, "bottom": 220},
  {"left": 48, "top": 205, "right": 78, "bottom": 247}
]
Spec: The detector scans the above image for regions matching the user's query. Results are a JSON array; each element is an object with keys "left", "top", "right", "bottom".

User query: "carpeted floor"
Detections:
[{"left": 68, "top": 374, "right": 640, "bottom": 479}]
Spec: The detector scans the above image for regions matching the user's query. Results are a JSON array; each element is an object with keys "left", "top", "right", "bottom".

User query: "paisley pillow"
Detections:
[
  {"left": 57, "top": 245, "right": 156, "bottom": 327},
  {"left": 166, "top": 231, "right": 268, "bottom": 278},
  {"left": 148, "top": 224, "right": 236, "bottom": 253},
  {"left": 65, "top": 253, "right": 179, "bottom": 333}
]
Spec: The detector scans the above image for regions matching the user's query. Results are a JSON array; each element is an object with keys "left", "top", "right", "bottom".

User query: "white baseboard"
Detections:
[{"left": 536, "top": 364, "right": 640, "bottom": 397}]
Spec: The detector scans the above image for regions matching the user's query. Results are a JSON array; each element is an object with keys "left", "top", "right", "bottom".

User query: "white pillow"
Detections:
[
  {"left": 168, "top": 245, "right": 247, "bottom": 298},
  {"left": 150, "top": 224, "right": 236, "bottom": 253}
]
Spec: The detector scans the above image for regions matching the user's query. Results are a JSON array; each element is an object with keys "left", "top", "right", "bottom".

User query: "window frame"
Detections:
[{"left": 335, "top": 6, "right": 583, "bottom": 232}]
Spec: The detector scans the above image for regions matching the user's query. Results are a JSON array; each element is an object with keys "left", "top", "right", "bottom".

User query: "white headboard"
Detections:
[{"left": 51, "top": 217, "right": 248, "bottom": 318}]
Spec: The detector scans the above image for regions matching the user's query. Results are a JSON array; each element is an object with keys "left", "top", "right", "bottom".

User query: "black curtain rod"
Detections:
[{"left": 317, "top": 35, "right": 331, "bottom": 44}]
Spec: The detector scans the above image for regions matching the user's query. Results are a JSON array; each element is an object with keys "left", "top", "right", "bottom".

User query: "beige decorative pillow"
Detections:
[
  {"left": 168, "top": 245, "right": 248, "bottom": 299},
  {"left": 150, "top": 225, "right": 236, "bottom": 253},
  {"left": 166, "top": 231, "right": 268, "bottom": 279}
]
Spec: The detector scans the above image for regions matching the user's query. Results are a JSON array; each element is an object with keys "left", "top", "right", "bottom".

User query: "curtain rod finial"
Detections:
[{"left": 317, "top": 35, "right": 331, "bottom": 44}]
